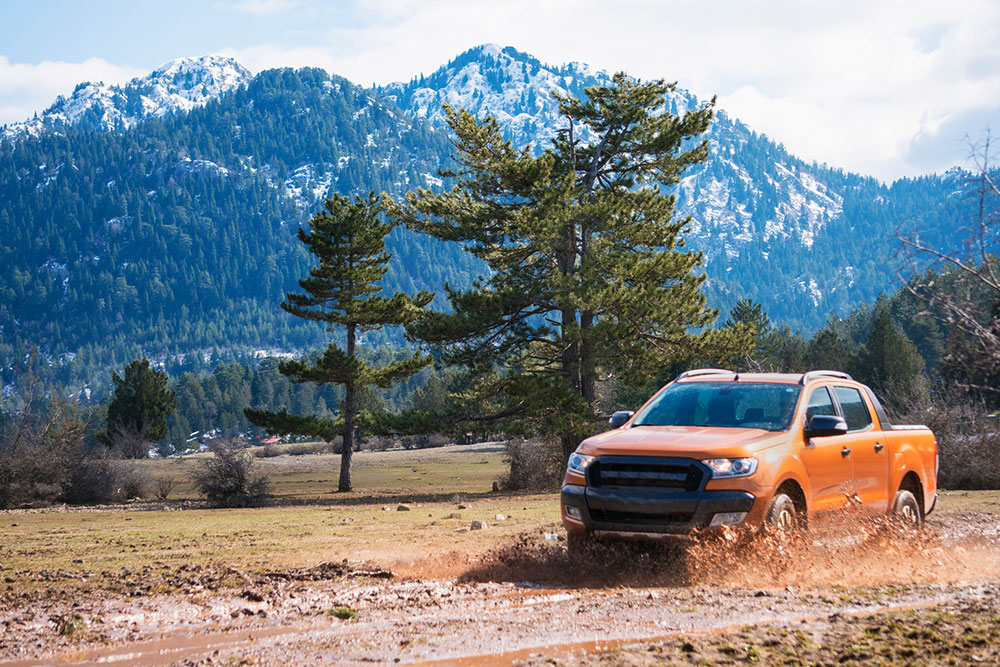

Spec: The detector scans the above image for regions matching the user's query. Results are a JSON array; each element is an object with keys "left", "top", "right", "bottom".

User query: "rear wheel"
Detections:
[
  {"left": 765, "top": 492, "right": 800, "bottom": 537},
  {"left": 891, "top": 489, "right": 922, "bottom": 530}
]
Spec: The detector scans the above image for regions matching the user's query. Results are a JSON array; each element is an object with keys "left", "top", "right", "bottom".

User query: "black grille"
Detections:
[
  {"left": 590, "top": 509, "right": 694, "bottom": 525},
  {"left": 588, "top": 460, "right": 703, "bottom": 492}
]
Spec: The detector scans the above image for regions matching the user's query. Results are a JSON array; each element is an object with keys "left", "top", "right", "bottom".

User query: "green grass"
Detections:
[{"left": 326, "top": 606, "right": 356, "bottom": 620}]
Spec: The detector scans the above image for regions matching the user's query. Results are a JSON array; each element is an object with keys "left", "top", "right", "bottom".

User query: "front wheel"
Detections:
[
  {"left": 891, "top": 489, "right": 922, "bottom": 530},
  {"left": 765, "top": 492, "right": 800, "bottom": 537}
]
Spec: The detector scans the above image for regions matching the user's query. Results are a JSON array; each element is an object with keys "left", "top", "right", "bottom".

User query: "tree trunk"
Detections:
[
  {"left": 339, "top": 323, "right": 356, "bottom": 492},
  {"left": 561, "top": 433, "right": 579, "bottom": 461},
  {"left": 561, "top": 307, "right": 580, "bottom": 393},
  {"left": 580, "top": 309, "right": 596, "bottom": 403}
]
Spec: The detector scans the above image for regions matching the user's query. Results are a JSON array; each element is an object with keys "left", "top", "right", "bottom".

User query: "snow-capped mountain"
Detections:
[
  {"left": 381, "top": 44, "right": 608, "bottom": 149},
  {"left": 2, "top": 55, "right": 251, "bottom": 139},
  {"left": 0, "top": 45, "right": 971, "bottom": 384},
  {"left": 382, "top": 45, "right": 847, "bottom": 268}
]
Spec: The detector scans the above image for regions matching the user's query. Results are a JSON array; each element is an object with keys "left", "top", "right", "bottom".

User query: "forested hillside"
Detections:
[
  {"left": 0, "top": 68, "right": 476, "bottom": 390},
  {"left": 0, "top": 46, "right": 983, "bottom": 395}
]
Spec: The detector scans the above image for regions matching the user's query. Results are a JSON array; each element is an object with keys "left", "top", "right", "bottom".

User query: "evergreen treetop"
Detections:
[{"left": 390, "top": 74, "right": 751, "bottom": 457}]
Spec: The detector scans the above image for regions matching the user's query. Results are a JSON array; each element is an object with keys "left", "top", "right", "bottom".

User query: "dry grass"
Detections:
[{"left": 0, "top": 442, "right": 562, "bottom": 590}]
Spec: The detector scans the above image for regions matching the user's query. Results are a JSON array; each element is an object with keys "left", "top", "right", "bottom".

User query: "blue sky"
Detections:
[{"left": 2, "top": 0, "right": 999, "bottom": 182}]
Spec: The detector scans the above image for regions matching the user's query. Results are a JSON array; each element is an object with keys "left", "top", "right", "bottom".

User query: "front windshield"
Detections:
[{"left": 632, "top": 382, "right": 802, "bottom": 432}]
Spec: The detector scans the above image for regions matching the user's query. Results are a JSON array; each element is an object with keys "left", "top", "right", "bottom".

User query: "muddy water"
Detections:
[{"left": 3, "top": 512, "right": 1000, "bottom": 665}]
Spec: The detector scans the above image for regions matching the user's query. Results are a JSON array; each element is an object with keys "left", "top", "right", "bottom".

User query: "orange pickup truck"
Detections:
[{"left": 561, "top": 370, "right": 938, "bottom": 548}]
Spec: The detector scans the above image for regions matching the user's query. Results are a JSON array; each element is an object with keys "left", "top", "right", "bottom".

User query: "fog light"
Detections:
[
  {"left": 565, "top": 506, "right": 582, "bottom": 520},
  {"left": 709, "top": 512, "right": 747, "bottom": 527}
]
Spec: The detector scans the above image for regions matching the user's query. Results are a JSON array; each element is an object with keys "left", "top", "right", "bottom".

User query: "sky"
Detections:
[{"left": 1, "top": 0, "right": 999, "bottom": 182}]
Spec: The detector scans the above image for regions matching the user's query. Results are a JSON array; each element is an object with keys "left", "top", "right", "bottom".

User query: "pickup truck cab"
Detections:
[{"left": 561, "top": 369, "right": 938, "bottom": 548}]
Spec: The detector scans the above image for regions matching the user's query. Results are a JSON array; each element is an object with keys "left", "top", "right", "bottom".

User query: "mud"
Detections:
[{"left": 2, "top": 512, "right": 1000, "bottom": 665}]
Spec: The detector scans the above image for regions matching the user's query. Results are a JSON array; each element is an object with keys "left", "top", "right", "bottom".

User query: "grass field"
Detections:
[{"left": 2, "top": 442, "right": 563, "bottom": 584}]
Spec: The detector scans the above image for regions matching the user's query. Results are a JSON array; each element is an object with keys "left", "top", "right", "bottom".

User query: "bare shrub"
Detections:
[
  {"left": 194, "top": 442, "right": 271, "bottom": 507},
  {"left": 153, "top": 476, "right": 176, "bottom": 500},
  {"left": 889, "top": 384, "right": 1000, "bottom": 490},
  {"left": 254, "top": 444, "right": 280, "bottom": 458},
  {"left": 63, "top": 453, "right": 149, "bottom": 504},
  {"left": 427, "top": 433, "right": 450, "bottom": 448},
  {"left": 498, "top": 438, "right": 564, "bottom": 491},
  {"left": 0, "top": 400, "right": 87, "bottom": 509},
  {"left": 400, "top": 433, "right": 451, "bottom": 450},
  {"left": 287, "top": 442, "right": 327, "bottom": 456},
  {"left": 108, "top": 424, "right": 150, "bottom": 459}
]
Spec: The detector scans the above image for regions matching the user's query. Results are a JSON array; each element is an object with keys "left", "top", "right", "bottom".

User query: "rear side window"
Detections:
[
  {"left": 833, "top": 386, "right": 872, "bottom": 431},
  {"left": 806, "top": 387, "right": 836, "bottom": 420}
]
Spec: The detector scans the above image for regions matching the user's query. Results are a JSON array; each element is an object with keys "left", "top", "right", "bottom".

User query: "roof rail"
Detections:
[
  {"left": 675, "top": 368, "right": 736, "bottom": 381},
  {"left": 800, "top": 370, "right": 853, "bottom": 384}
]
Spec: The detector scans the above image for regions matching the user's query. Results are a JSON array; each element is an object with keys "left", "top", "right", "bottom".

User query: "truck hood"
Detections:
[{"left": 576, "top": 425, "right": 785, "bottom": 459}]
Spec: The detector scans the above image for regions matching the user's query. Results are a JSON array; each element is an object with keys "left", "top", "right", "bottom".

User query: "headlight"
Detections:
[
  {"left": 703, "top": 457, "right": 758, "bottom": 478},
  {"left": 567, "top": 453, "right": 594, "bottom": 475}
]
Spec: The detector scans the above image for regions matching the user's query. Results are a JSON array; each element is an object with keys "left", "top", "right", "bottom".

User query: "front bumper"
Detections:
[{"left": 561, "top": 483, "right": 756, "bottom": 535}]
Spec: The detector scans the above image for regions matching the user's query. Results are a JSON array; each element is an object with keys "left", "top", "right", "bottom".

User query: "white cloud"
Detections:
[
  {"left": 225, "top": 0, "right": 306, "bottom": 16},
  {"left": 5, "top": 0, "right": 1000, "bottom": 180},
  {"left": 215, "top": 0, "right": 1000, "bottom": 179},
  {"left": 0, "top": 56, "right": 144, "bottom": 126}
]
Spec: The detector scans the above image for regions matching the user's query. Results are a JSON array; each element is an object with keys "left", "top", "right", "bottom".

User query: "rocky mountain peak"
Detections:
[{"left": 2, "top": 54, "right": 251, "bottom": 140}]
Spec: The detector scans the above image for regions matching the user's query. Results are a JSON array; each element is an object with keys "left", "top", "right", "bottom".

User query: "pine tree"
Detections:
[
  {"left": 245, "top": 192, "right": 432, "bottom": 491},
  {"left": 726, "top": 299, "right": 772, "bottom": 371},
  {"left": 806, "top": 324, "right": 855, "bottom": 373},
  {"left": 389, "top": 74, "right": 750, "bottom": 458},
  {"left": 852, "top": 304, "right": 925, "bottom": 400},
  {"left": 104, "top": 357, "right": 176, "bottom": 456}
]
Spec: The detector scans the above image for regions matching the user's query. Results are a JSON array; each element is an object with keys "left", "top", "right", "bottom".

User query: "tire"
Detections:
[
  {"left": 891, "top": 489, "right": 923, "bottom": 530},
  {"left": 765, "top": 492, "right": 800, "bottom": 537}
]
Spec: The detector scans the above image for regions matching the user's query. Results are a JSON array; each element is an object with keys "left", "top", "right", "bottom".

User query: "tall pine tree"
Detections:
[
  {"left": 389, "top": 74, "right": 750, "bottom": 458},
  {"left": 246, "top": 193, "right": 433, "bottom": 491}
]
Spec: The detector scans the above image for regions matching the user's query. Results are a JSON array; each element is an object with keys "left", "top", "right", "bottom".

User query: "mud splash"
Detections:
[{"left": 461, "top": 513, "right": 1000, "bottom": 590}]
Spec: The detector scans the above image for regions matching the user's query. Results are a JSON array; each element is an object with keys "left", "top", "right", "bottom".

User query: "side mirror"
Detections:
[
  {"left": 609, "top": 411, "right": 635, "bottom": 428},
  {"left": 805, "top": 414, "right": 848, "bottom": 438}
]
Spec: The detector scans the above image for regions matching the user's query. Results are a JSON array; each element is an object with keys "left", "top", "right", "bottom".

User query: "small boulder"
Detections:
[
  {"left": 494, "top": 514, "right": 506, "bottom": 521},
  {"left": 457, "top": 504, "right": 468, "bottom": 510},
  {"left": 397, "top": 505, "right": 411, "bottom": 512},
  {"left": 382, "top": 506, "right": 392, "bottom": 512},
  {"left": 470, "top": 520, "right": 487, "bottom": 530}
]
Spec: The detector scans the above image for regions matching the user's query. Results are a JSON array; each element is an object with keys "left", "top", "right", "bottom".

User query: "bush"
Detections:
[
  {"left": 498, "top": 439, "right": 564, "bottom": 491},
  {"left": 0, "top": 406, "right": 87, "bottom": 509},
  {"left": 193, "top": 442, "right": 271, "bottom": 507},
  {"left": 254, "top": 444, "right": 281, "bottom": 458},
  {"left": 62, "top": 454, "right": 149, "bottom": 504},
  {"left": 286, "top": 442, "right": 327, "bottom": 456},
  {"left": 153, "top": 476, "right": 176, "bottom": 500},
  {"left": 889, "top": 385, "right": 1000, "bottom": 490}
]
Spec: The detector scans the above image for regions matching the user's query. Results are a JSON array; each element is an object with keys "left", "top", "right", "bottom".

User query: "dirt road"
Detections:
[{"left": 3, "top": 508, "right": 1000, "bottom": 665}]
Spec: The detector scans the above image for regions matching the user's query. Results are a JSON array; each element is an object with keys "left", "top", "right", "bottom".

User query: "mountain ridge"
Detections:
[
  {"left": 0, "top": 46, "right": 973, "bottom": 392},
  {"left": 2, "top": 55, "right": 251, "bottom": 140}
]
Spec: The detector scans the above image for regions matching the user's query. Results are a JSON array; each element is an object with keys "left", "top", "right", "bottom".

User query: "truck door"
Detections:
[
  {"left": 800, "top": 386, "right": 854, "bottom": 515},
  {"left": 832, "top": 385, "right": 889, "bottom": 513}
]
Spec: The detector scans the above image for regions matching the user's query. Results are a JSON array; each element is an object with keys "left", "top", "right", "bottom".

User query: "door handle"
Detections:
[
  {"left": 841, "top": 447, "right": 851, "bottom": 457},
  {"left": 874, "top": 443, "right": 884, "bottom": 453}
]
